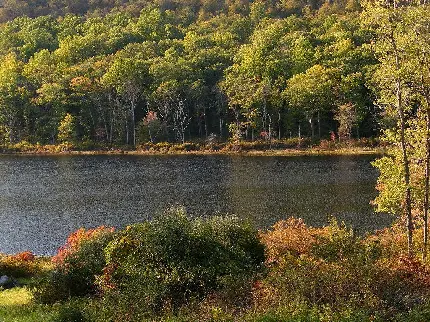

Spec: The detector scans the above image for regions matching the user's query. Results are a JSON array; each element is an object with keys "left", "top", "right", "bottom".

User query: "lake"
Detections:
[{"left": 0, "top": 154, "right": 392, "bottom": 255}]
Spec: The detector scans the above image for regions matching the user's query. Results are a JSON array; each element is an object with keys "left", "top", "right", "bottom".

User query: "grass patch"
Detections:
[
  {"left": 0, "top": 287, "right": 57, "bottom": 322},
  {"left": 0, "top": 287, "right": 32, "bottom": 306}
]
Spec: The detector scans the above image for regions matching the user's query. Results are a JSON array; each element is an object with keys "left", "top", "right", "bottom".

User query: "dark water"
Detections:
[{"left": 0, "top": 154, "right": 392, "bottom": 255}]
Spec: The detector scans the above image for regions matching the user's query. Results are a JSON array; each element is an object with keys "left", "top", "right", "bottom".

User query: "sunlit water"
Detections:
[{"left": 0, "top": 154, "right": 392, "bottom": 255}]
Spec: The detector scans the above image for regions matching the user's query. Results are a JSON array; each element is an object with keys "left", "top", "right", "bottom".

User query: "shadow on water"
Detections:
[{"left": 0, "top": 154, "right": 392, "bottom": 255}]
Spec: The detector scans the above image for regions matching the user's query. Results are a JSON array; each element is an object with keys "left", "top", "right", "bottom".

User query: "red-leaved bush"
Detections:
[
  {"left": 34, "top": 226, "right": 116, "bottom": 303},
  {"left": 53, "top": 226, "right": 114, "bottom": 268},
  {"left": 0, "top": 251, "right": 38, "bottom": 278}
]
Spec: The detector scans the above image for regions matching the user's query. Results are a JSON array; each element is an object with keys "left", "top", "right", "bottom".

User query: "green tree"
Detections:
[
  {"left": 401, "top": 6, "right": 430, "bottom": 258},
  {"left": 365, "top": 3, "right": 430, "bottom": 256},
  {"left": 0, "top": 53, "right": 29, "bottom": 144},
  {"left": 284, "top": 64, "right": 334, "bottom": 139},
  {"left": 57, "top": 112, "right": 75, "bottom": 143},
  {"left": 334, "top": 102, "right": 357, "bottom": 140},
  {"left": 102, "top": 56, "right": 150, "bottom": 146}
]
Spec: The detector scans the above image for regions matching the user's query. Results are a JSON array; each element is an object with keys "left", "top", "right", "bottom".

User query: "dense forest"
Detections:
[{"left": 0, "top": 0, "right": 382, "bottom": 147}]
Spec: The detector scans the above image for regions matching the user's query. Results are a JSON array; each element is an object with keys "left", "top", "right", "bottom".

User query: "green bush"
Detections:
[
  {"left": 311, "top": 219, "right": 382, "bottom": 264},
  {"left": 32, "top": 270, "right": 71, "bottom": 304},
  {"left": 97, "top": 208, "right": 265, "bottom": 318},
  {"left": 394, "top": 302, "right": 430, "bottom": 322},
  {"left": 47, "top": 301, "right": 88, "bottom": 322},
  {"left": 244, "top": 302, "right": 385, "bottom": 322}
]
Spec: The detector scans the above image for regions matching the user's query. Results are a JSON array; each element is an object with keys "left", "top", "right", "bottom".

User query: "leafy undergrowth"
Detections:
[
  {"left": 2, "top": 210, "right": 430, "bottom": 321},
  {"left": 0, "top": 138, "right": 381, "bottom": 155}
]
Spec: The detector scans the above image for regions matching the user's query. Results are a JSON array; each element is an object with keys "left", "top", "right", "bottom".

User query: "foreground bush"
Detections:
[
  {"left": 0, "top": 251, "right": 39, "bottom": 278},
  {"left": 33, "top": 226, "right": 115, "bottom": 303},
  {"left": 97, "top": 208, "right": 265, "bottom": 319},
  {"left": 255, "top": 218, "right": 430, "bottom": 320}
]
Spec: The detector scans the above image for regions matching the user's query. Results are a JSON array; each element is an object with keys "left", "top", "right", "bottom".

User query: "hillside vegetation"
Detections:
[{"left": 0, "top": 0, "right": 382, "bottom": 149}]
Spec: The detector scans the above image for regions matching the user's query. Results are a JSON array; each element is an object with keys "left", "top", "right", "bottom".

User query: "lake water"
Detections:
[{"left": 0, "top": 154, "right": 392, "bottom": 255}]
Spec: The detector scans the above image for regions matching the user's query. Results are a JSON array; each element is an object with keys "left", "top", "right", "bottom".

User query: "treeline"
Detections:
[
  {"left": 0, "top": 0, "right": 378, "bottom": 147},
  {"left": 0, "top": 0, "right": 361, "bottom": 23}
]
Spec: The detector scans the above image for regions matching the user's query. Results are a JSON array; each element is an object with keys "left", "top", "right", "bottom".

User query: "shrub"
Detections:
[
  {"left": 0, "top": 251, "right": 38, "bottom": 278},
  {"left": 260, "top": 218, "right": 322, "bottom": 262},
  {"left": 47, "top": 301, "right": 88, "bottom": 322},
  {"left": 33, "top": 226, "right": 115, "bottom": 303},
  {"left": 32, "top": 271, "right": 71, "bottom": 304},
  {"left": 256, "top": 219, "right": 384, "bottom": 314},
  {"left": 256, "top": 217, "right": 430, "bottom": 318},
  {"left": 319, "top": 139, "right": 337, "bottom": 150},
  {"left": 152, "top": 142, "right": 171, "bottom": 153},
  {"left": 310, "top": 219, "right": 382, "bottom": 264},
  {"left": 372, "top": 256, "right": 430, "bottom": 312},
  {"left": 97, "top": 208, "right": 265, "bottom": 319},
  {"left": 168, "top": 143, "right": 200, "bottom": 152},
  {"left": 9, "top": 140, "right": 35, "bottom": 152}
]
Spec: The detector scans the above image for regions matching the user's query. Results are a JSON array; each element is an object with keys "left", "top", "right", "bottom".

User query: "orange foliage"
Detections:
[
  {"left": 0, "top": 251, "right": 37, "bottom": 277},
  {"left": 260, "top": 218, "right": 328, "bottom": 264},
  {"left": 53, "top": 226, "right": 114, "bottom": 267},
  {"left": 256, "top": 217, "right": 430, "bottom": 315},
  {"left": 12, "top": 251, "right": 35, "bottom": 262}
]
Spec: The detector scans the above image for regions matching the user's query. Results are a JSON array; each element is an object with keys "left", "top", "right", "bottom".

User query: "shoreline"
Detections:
[{"left": 0, "top": 147, "right": 385, "bottom": 157}]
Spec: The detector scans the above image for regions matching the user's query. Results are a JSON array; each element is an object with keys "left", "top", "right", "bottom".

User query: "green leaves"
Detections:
[
  {"left": 284, "top": 64, "right": 334, "bottom": 114},
  {"left": 100, "top": 208, "right": 264, "bottom": 316}
]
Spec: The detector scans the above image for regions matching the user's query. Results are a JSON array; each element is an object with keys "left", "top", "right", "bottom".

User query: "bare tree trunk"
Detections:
[
  {"left": 100, "top": 107, "right": 109, "bottom": 142},
  {"left": 396, "top": 69, "right": 413, "bottom": 256},
  {"left": 309, "top": 116, "right": 314, "bottom": 140},
  {"left": 424, "top": 104, "right": 430, "bottom": 260},
  {"left": 419, "top": 38, "right": 430, "bottom": 259},
  {"left": 318, "top": 110, "right": 321, "bottom": 138},
  {"left": 125, "top": 118, "right": 129, "bottom": 145},
  {"left": 204, "top": 106, "right": 208, "bottom": 138},
  {"left": 268, "top": 114, "right": 272, "bottom": 149},
  {"left": 278, "top": 111, "right": 281, "bottom": 140},
  {"left": 131, "top": 100, "right": 136, "bottom": 147},
  {"left": 398, "top": 95, "right": 413, "bottom": 256},
  {"left": 108, "top": 93, "right": 114, "bottom": 144}
]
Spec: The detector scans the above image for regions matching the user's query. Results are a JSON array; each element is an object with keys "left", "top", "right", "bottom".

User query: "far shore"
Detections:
[
  {"left": 0, "top": 147, "right": 385, "bottom": 157},
  {"left": 0, "top": 138, "right": 385, "bottom": 157}
]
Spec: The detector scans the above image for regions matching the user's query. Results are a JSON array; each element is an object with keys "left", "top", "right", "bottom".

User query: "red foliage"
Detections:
[
  {"left": 13, "top": 251, "right": 35, "bottom": 262},
  {"left": 100, "top": 263, "right": 118, "bottom": 290},
  {"left": 143, "top": 111, "right": 158, "bottom": 125},
  {"left": 53, "top": 226, "right": 114, "bottom": 267},
  {"left": 380, "top": 255, "right": 430, "bottom": 289}
]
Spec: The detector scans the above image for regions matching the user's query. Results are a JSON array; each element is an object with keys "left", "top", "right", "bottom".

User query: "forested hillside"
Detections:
[{"left": 0, "top": 0, "right": 395, "bottom": 147}]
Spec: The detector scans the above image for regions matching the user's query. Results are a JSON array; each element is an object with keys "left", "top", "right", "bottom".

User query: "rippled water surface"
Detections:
[{"left": 0, "top": 154, "right": 392, "bottom": 255}]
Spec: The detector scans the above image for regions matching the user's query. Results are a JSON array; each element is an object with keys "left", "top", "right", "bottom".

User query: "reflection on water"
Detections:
[{"left": 0, "top": 154, "right": 392, "bottom": 255}]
